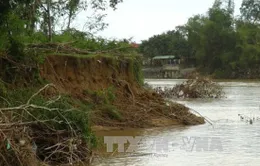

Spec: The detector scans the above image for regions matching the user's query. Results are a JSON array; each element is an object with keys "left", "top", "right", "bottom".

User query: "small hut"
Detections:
[{"left": 152, "top": 55, "right": 181, "bottom": 78}]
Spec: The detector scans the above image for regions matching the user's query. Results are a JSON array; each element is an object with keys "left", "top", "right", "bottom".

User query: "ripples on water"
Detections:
[{"left": 93, "top": 79, "right": 260, "bottom": 166}]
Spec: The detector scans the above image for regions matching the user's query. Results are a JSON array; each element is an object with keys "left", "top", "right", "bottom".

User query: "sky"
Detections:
[{"left": 77, "top": 0, "right": 243, "bottom": 42}]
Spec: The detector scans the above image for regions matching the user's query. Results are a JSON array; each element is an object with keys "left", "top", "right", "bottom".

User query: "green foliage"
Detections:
[
  {"left": 191, "top": 8, "right": 237, "bottom": 74},
  {"left": 0, "top": 12, "right": 27, "bottom": 52},
  {"left": 139, "top": 30, "right": 191, "bottom": 59},
  {"left": 84, "top": 86, "right": 116, "bottom": 104},
  {"left": 133, "top": 58, "right": 144, "bottom": 85},
  {"left": 0, "top": 0, "right": 124, "bottom": 52},
  {"left": 213, "top": 69, "right": 232, "bottom": 79},
  {"left": 83, "top": 86, "right": 121, "bottom": 120},
  {"left": 1, "top": 87, "right": 96, "bottom": 146},
  {"left": 52, "top": 29, "right": 115, "bottom": 51},
  {"left": 0, "top": 80, "right": 7, "bottom": 97},
  {"left": 100, "top": 104, "right": 122, "bottom": 120},
  {"left": 240, "top": 0, "right": 260, "bottom": 23},
  {"left": 23, "top": 32, "right": 49, "bottom": 44},
  {"left": 128, "top": 57, "right": 144, "bottom": 85},
  {"left": 107, "top": 86, "right": 116, "bottom": 102},
  {"left": 8, "top": 38, "right": 25, "bottom": 59},
  {"left": 140, "top": 1, "right": 260, "bottom": 78}
]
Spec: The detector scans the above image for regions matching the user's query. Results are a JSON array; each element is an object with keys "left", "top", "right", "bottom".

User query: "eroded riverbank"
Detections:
[{"left": 92, "top": 79, "right": 260, "bottom": 166}]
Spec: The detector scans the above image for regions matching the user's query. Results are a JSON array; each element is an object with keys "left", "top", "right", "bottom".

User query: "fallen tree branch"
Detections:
[
  {"left": 27, "top": 83, "right": 56, "bottom": 105},
  {"left": 0, "top": 104, "right": 59, "bottom": 112},
  {"left": 0, "top": 96, "right": 10, "bottom": 106},
  {"left": 0, "top": 84, "right": 91, "bottom": 165},
  {"left": 0, "top": 119, "right": 62, "bottom": 127}
]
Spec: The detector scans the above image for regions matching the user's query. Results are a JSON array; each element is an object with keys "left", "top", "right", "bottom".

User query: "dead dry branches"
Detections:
[
  {"left": 154, "top": 76, "right": 225, "bottom": 99},
  {"left": 0, "top": 84, "right": 92, "bottom": 166}
]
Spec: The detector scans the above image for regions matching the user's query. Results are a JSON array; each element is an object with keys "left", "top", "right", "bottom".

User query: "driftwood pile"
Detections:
[
  {"left": 0, "top": 84, "right": 92, "bottom": 166},
  {"left": 154, "top": 77, "right": 225, "bottom": 98}
]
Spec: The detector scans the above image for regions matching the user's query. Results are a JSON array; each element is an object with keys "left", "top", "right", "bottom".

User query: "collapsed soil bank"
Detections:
[{"left": 41, "top": 55, "right": 205, "bottom": 128}]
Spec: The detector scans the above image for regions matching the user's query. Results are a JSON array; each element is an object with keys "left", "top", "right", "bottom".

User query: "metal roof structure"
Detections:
[{"left": 152, "top": 55, "right": 179, "bottom": 60}]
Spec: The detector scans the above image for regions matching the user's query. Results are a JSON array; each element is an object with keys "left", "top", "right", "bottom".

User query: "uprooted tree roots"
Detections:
[
  {"left": 154, "top": 76, "right": 225, "bottom": 98},
  {"left": 0, "top": 84, "right": 93, "bottom": 166}
]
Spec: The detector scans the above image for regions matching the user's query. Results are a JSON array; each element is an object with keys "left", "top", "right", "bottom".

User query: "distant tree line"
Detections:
[{"left": 139, "top": 0, "right": 260, "bottom": 78}]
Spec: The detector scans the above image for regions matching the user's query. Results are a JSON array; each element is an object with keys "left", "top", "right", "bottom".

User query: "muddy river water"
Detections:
[{"left": 92, "top": 79, "right": 260, "bottom": 166}]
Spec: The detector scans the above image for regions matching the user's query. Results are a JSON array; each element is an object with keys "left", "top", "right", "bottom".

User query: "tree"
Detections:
[
  {"left": 140, "top": 30, "right": 191, "bottom": 59},
  {"left": 240, "top": 0, "right": 260, "bottom": 23},
  {"left": 0, "top": 0, "right": 123, "bottom": 44},
  {"left": 140, "top": 0, "right": 260, "bottom": 78},
  {"left": 213, "top": 0, "right": 235, "bottom": 14},
  {"left": 182, "top": 6, "right": 238, "bottom": 75}
]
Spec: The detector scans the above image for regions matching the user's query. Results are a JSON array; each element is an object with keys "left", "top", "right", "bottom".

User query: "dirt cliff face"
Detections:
[
  {"left": 40, "top": 55, "right": 205, "bottom": 128},
  {"left": 41, "top": 55, "right": 134, "bottom": 92}
]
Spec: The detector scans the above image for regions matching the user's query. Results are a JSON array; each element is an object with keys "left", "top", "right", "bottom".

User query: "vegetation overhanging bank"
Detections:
[{"left": 0, "top": 44, "right": 205, "bottom": 165}]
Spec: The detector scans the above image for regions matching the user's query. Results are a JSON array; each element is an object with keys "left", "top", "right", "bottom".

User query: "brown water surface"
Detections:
[{"left": 92, "top": 79, "right": 260, "bottom": 166}]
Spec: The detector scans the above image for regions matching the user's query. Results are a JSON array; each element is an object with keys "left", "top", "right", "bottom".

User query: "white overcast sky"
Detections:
[{"left": 77, "top": 0, "right": 243, "bottom": 42}]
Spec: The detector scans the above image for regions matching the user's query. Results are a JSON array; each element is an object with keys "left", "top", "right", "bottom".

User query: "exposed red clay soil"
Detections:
[{"left": 40, "top": 55, "right": 205, "bottom": 129}]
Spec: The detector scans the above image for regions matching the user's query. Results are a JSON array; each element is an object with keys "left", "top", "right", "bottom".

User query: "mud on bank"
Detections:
[
  {"left": 0, "top": 53, "right": 204, "bottom": 165},
  {"left": 41, "top": 55, "right": 205, "bottom": 128}
]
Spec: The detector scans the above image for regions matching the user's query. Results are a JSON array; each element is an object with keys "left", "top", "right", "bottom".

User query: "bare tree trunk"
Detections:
[
  {"left": 67, "top": 12, "right": 72, "bottom": 29},
  {"left": 47, "top": 0, "right": 52, "bottom": 42},
  {"left": 28, "top": 0, "right": 37, "bottom": 33}
]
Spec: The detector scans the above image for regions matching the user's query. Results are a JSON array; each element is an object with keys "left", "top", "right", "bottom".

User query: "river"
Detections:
[{"left": 92, "top": 79, "right": 260, "bottom": 166}]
